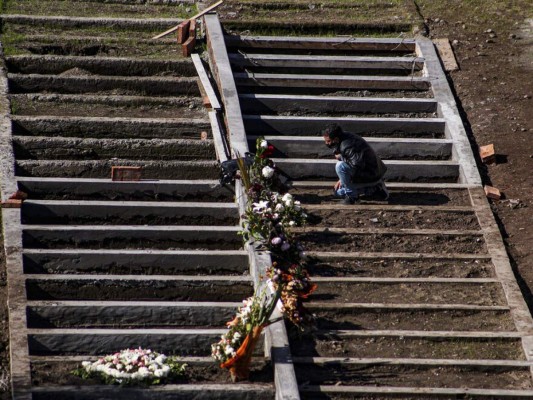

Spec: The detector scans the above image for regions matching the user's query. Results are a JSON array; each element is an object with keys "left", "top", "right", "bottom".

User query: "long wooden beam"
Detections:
[{"left": 152, "top": 0, "right": 223, "bottom": 39}]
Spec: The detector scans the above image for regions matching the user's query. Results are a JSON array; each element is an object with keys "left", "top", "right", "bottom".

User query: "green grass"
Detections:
[{"left": 2, "top": 0, "right": 197, "bottom": 19}]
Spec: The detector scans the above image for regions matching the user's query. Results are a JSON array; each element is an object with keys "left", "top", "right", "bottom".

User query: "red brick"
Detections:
[
  {"left": 484, "top": 185, "right": 501, "bottom": 200},
  {"left": 2, "top": 199, "right": 22, "bottom": 208},
  {"left": 480, "top": 144, "right": 496, "bottom": 164},
  {"left": 111, "top": 166, "right": 142, "bottom": 181}
]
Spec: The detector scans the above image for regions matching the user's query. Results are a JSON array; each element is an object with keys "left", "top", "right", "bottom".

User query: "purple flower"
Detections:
[{"left": 271, "top": 237, "right": 282, "bottom": 245}]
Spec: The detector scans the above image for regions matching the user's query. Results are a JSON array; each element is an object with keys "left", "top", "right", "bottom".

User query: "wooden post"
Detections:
[{"left": 176, "top": 20, "right": 190, "bottom": 44}]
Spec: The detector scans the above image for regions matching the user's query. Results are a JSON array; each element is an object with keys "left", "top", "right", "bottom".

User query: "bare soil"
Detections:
[
  {"left": 311, "top": 309, "right": 515, "bottom": 332},
  {"left": 415, "top": 1, "right": 533, "bottom": 325},
  {"left": 30, "top": 360, "right": 273, "bottom": 386},
  {"left": 295, "top": 363, "right": 532, "bottom": 389},
  {"left": 292, "top": 188, "right": 472, "bottom": 206},
  {"left": 306, "top": 209, "right": 479, "bottom": 230},
  {"left": 289, "top": 334, "right": 526, "bottom": 360},
  {"left": 306, "top": 258, "right": 494, "bottom": 278},
  {"left": 308, "top": 282, "right": 505, "bottom": 306},
  {"left": 298, "top": 231, "right": 486, "bottom": 254}
]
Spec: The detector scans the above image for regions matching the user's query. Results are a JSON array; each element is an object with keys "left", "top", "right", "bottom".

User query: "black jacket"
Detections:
[{"left": 334, "top": 131, "right": 387, "bottom": 183}]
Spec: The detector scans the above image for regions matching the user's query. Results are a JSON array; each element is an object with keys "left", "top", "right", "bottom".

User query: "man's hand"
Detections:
[
  {"left": 334, "top": 180, "right": 341, "bottom": 191},
  {"left": 334, "top": 152, "right": 341, "bottom": 160}
]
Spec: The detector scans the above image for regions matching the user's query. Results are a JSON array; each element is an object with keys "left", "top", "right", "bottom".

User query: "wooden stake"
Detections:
[
  {"left": 152, "top": 0, "right": 224, "bottom": 40},
  {"left": 182, "top": 35, "right": 196, "bottom": 57},
  {"left": 176, "top": 20, "right": 190, "bottom": 44}
]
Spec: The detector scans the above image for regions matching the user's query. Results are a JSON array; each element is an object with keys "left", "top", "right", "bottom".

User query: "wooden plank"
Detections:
[
  {"left": 294, "top": 357, "right": 533, "bottom": 367},
  {"left": 234, "top": 72, "right": 430, "bottom": 91},
  {"left": 208, "top": 110, "right": 229, "bottom": 162},
  {"left": 225, "top": 35, "right": 417, "bottom": 52},
  {"left": 181, "top": 35, "right": 196, "bottom": 57},
  {"left": 308, "top": 251, "right": 490, "bottom": 260},
  {"left": 317, "top": 330, "right": 523, "bottom": 339},
  {"left": 204, "top": 14, "right": 248, "bottom": 156},
  {"left": 229, "top": 53, "right": 425, "bottom": 70},
  {"left": 152, "top": 0, "right": 224, "bottom": 39},
  {"left": 242, "top": 115, "right": 445, "bottom": 136},
  {"left": 239, "top": 93, "right": 438, "bottom": 114},
  {"left": 300, "top": 385, "right": 533, "bottom": 398},
  {"left": 294, "top": 227, "right": 482, "bottom": 236},
  {"left": 191, "top": 54, "right": 221, "bottom": 110},
  {"left": 309, "top": 303, "right": 507, "bottom": 311},
  {"left": 433, "top": 38, "right": 459, "bottom": 71},
  {"left": 176, "top": 20, "right": 190, "bottom": 44}
]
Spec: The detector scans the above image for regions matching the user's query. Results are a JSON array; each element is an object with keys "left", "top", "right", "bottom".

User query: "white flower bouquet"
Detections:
[{"left": 73, "top": 348, "right": 186, "bottom": 385}]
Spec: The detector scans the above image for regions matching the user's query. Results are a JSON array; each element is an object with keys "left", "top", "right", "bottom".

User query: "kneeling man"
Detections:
[{"left": 322, "top": 123, "right": 389, "bottom": 205}]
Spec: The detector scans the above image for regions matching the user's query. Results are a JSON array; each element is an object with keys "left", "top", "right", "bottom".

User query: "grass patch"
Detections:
[{"left": 2, "top": 0, "right": 197, "bottom": 19}]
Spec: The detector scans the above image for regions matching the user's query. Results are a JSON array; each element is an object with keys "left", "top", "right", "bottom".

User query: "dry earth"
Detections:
[{"left": 0, "top": 0, "right": 532, "bottom": 398}]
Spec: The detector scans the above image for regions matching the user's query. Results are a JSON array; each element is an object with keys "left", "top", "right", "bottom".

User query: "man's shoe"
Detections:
[
  {"left": 342, "top": 195, "right": 357, "bottom": 205},
  {"left": 375, "top": 184, "right": 390, "bottom": 201}
]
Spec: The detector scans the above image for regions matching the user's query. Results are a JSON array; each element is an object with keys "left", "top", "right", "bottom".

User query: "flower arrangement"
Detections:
[
  {"left": 211, "top": 284, "right": 282, "bottom": 381},
  {"left": 72, "top": 348, "right": 186, "bottom": 385},
  {"left": 213, "top": 137, "right": 317, "bottom": 382}
]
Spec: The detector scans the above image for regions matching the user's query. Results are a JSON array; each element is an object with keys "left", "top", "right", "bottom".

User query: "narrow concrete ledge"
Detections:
[
  {"left": 299, "top": 385, "right": 533, "bottom": 398},
  {"left": 239, "top": 94, "right": 438, "bottom": 114},
  {"left": 249, "top": 135, "right": 452, "bottom": 160},
  {"left": 317, "top": 330, "right": 523, "bottom": 339},
  {"left": 229, "top": 53, "right": 424, "bottom": 70},
  {"left": 243, "top": 115, "right": 445, "bottom": 136},
  {"left": 273, "top": 158, "right": 459, "bottom": 182},
  {"left": 293, "top": 357, "right": 533, "bottom": 368},
  {"left": 225, "top": 35, "right": 417, "bottom": 52},
  {"left": 235, "top": 72, "right": 430, "bottom": 91}
]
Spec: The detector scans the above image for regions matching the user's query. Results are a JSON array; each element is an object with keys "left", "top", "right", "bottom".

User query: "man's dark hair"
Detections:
[{"left": 321, "top": 123, "right": 343, "bottom": 139}]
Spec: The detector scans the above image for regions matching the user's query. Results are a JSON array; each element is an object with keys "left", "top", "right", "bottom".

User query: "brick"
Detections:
[
  {"left": 484, "top": 185, "right": 501, "bottom": 200},
  {"left": 111, "top": 166, "right": 142, "bottom": 181},
  {"left": 9, "top": 190, "right": 28, "bottom": 200},
  {"left": 480, "top": 144, "right": 496, "bottom": 164},
  {"left": 176, "top": 20, "right": 190, "bottom": 44},
  {"left": 2, "top": 199, "right": 22, "bottom": 208},
  {"left": 182, "top": 35, "right": 196, "bottom": 57}
]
